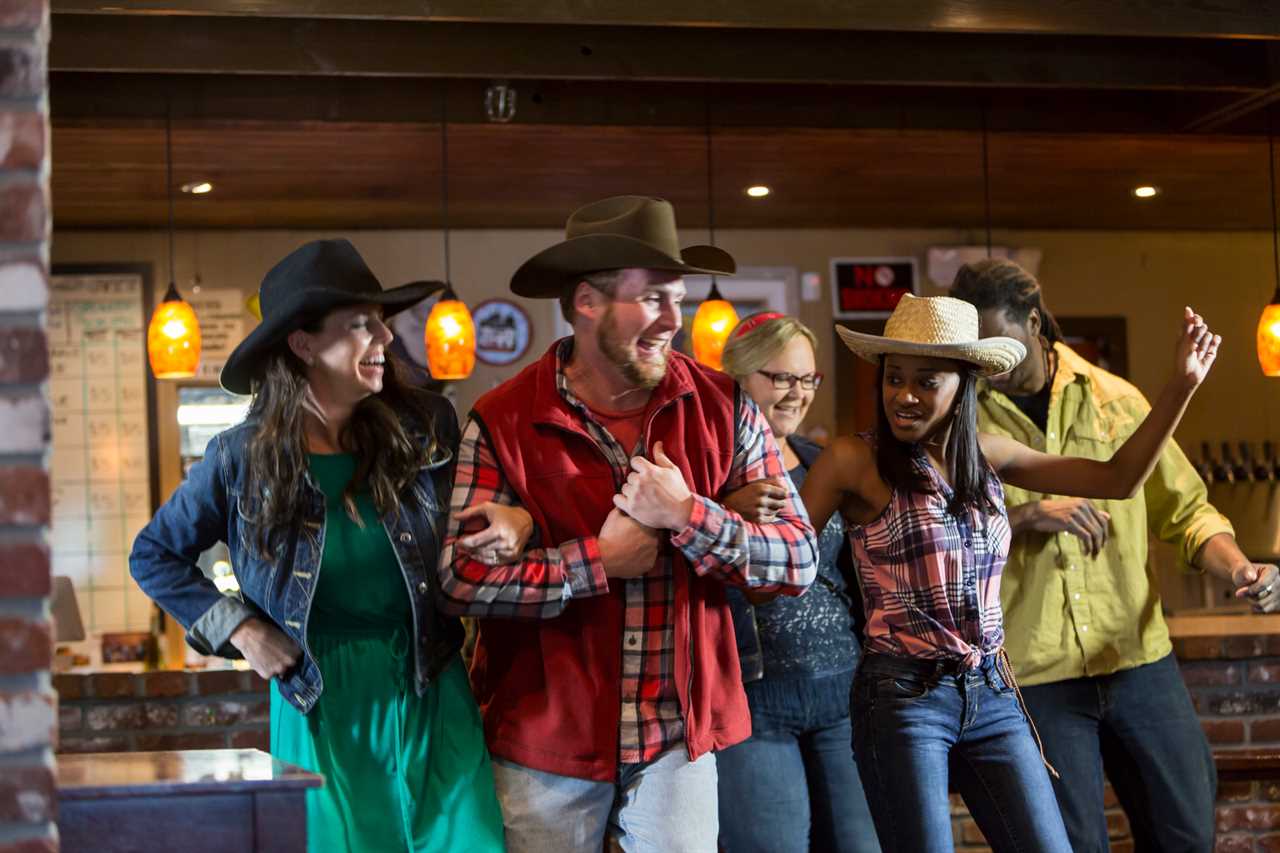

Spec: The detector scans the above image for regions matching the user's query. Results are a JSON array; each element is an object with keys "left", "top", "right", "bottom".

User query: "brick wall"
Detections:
[
  {"left": 0, "top": 1, "right": 53, "bottom": 852},
  {"left": 951, "top": 636, "right": 1280, "bottom": 852},
  {"left": 54, "top": 670, "right": 270, "bottom": 754}
]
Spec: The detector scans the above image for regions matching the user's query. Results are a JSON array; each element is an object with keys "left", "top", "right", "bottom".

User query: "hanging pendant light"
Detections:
[
  {"left": 425, "top": 86, "right": 475, "bottom": 381},
  {"left": 690, "top": 102, "right": 738, "bottom": 371},
  {"left": 147, "top": 106, "right": 201, "bottom": 379},
  {"left": 1258, "top": 108, "right": 1280, "bottom": 376}
]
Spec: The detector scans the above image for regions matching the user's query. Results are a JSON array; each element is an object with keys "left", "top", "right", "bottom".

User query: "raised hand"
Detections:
[
  {"left": 1177, "top": 306, "right": 1221, "bottom": 390},
  {"left": 614, "top": 441, "right": 695, "bottom": 531}
]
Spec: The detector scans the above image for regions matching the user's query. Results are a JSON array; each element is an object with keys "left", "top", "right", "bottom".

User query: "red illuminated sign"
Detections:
[{"left": 830, "top": 258, "right": 918, "bottom": 318}]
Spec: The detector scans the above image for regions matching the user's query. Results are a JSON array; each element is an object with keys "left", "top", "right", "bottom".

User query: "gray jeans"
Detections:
[{"left": 492, "top": 746, "right": 718, "bottom": 853}]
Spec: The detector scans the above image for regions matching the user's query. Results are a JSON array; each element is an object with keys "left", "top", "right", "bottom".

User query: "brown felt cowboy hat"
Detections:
[
  {"left": 510, "top": 195, "right": 736, "bottom": 298},
  {"left": 220, "top": 239, "right": 443, "bottom": 395}
]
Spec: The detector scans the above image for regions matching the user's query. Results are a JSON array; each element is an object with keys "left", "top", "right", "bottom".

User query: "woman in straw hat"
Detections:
[
  {"left": 799, "top": 294, "right": 1220, "bottom": 853},
  {"left": 131, "top": 240, "right": 526, "bottom": 852},
  {"left": 715, "top": 312, "right": 880, "bottom": 853}
]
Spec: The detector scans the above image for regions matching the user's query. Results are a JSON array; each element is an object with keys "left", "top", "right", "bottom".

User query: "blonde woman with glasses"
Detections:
[{"left": 716, "top": 312, "right": 881, "bottom": 853}]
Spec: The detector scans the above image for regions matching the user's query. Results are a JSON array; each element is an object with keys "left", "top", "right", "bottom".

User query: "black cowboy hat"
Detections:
[
  {"left": 220, "top": 239, "right": 443, "bottom": 395},
  {"left": 510, "top": 195, "right": 735, "bottom": 298}
]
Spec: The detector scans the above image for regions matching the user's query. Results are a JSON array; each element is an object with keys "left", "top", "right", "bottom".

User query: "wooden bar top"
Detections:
[{"left": 58, "top": 748, "right": 322, "bottom": 800}]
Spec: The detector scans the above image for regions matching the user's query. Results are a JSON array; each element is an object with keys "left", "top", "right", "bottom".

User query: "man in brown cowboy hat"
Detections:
[{"left": 438, "top": 195, "right": 819, "bottom": 851}]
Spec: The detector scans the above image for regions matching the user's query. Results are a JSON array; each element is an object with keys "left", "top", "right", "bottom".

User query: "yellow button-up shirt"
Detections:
[{"left": 976, "top": 342, "right": 1233, "bottom": 686}]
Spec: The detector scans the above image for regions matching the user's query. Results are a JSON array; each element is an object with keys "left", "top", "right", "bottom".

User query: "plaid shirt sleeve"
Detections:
[
  {"left": 437, "top": 417, "right": 610, "bottom": 618},
  {"left": 670, "top": 393, "right": 818, "bottom": 595}
]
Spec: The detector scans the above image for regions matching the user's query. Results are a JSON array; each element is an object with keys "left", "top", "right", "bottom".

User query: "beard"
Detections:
[{"left": 597, "top": 304, "right": 670, "bottom": 390}]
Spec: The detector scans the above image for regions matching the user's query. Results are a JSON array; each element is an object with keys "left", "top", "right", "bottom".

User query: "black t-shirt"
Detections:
[{"left": 1008, "top": 379, "right": 1052, "bottom": 434}]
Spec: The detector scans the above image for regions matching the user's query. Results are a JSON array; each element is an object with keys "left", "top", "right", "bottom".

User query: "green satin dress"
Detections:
[{"left": 270, "top": 453, "right": 505, "bottom": 853}]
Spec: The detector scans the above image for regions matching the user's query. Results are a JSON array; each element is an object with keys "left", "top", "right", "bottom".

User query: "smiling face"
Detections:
[
  {"left": 293, "top": 302, "right": 394, "bottom": 405},
  {"left": 741, "top": 334, "right": 818, "bottom": 441},
  {"left": 595, "top": 269, "right": 686, "bottom": 389},
  {"left": 881, "top": 353, "right": 964, "bottom": 443}
]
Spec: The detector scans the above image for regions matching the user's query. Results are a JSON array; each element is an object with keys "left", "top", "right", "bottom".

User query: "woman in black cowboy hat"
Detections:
[{"left": 130, "top": 239, "right": 527, "bottom": 852}]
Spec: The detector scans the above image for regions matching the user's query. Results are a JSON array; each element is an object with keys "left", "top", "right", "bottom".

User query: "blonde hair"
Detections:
[{"left": 722, "top": 314, "right": 818, "bottom": 384}]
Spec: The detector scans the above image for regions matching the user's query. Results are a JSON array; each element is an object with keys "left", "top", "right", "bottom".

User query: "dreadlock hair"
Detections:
[
  {"left": 873, "top": 356, "right": 998, "bottom": 518},
  {"left": 950, "top": 258, "right": 1064, "bottom": 344}
]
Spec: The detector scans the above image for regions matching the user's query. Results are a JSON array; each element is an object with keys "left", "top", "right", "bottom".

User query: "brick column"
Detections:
[{"left": 0, "top": 1, "right": 54, "bottom": 852}]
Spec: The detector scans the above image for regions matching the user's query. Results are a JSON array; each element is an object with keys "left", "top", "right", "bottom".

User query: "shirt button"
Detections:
[
  {"left": 1048, "top": 431, "right": 1056, "bottom": 439},
  {"left": 627, "top": 635, "right": 638, "bottom": 647},
  {"left": 1068, "top": 564, "right": 1077, "bottom": 571},
  {"left": 417, "top": 581, "right": 428, "bottom": 594},
  {"left": 1081, "top": 624, "right": 1089, "bottom": 632},
  {"left": 964, "top": 541, "right": 972, "bottom": 548},
  {"left": 1073, "top": 593, "right": 1081, "bottom": 601},
  {"left": 399, "top": 532, "right": 412, "bottom": 543}
]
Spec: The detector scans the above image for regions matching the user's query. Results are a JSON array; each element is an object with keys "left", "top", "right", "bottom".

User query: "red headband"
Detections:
[{"left": 732, "top": 312, "right": 786, "bottom": 339}]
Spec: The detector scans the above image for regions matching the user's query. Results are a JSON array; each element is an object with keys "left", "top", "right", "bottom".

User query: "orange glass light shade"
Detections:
[
  {"left": 1258, "top": 298, "right": 1280, "bottom": 376},
  {"left": 425, "top": 297, "right": 476, "bottom": 380},
  {"left": 147, "top": 290, "right": 202, "bottom": 379},
  {"left": 691, "top": 294, "right": 739, "bottom": 372}
]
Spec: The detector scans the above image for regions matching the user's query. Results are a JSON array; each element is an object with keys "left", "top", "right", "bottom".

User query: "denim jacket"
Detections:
[
  {"left": 728, "top": 435, "right": 866, "bottom": 682},
  {"left": 129, "top": 395, "right": 464, "bottom": 713}
]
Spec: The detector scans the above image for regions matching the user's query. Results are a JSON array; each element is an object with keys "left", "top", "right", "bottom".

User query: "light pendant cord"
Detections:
[
  {"left": 165, "top": 102, "right": 177, "bottom": 292},
  {"left": 981, "top": 100, "right": 992, "bottom": 257},
  {"left": 705, "top": 98, "right": 716, "bottom": 249},
  {"left": 441, "top": 85, "right": 451, "bottom": 286},
  {"left": 1270, "top": 107, "right": 1279, "bottom": 299}
]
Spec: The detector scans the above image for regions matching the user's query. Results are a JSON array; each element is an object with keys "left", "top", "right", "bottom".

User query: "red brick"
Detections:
[
  {"left": 0, "top": 0, "right": 44, "bottom": 30},
  {"left": 1182, "top": 661, "right": 1244, "bottom": 687},
  {"left": 1175, "top": 636, "right": 1225, "bottom": 660},
  {"left": 51, "top": 673, "right": 83, "bottom": 699},
  {"left": 88, "top": 673, "right": 136, "bottom": 699},
  {"left": 183, "top": 699, "right": 269, "bottom": 728},
  {"left": 0, "top": 181, "right": 44, "bottom": 243},
  {"left": 0, "top": 41, "right": 43, "bottom": 98},
  {"left": 1253, "top": 662, "right": 1280, "bottom": 684},
  {"left": 1265, "top": 782, "right": 1280, "bottom": 801},
  {"left": 140, "top": 671, "right": 190, "bottom": 698},
  {"left": 0, "top": 111, "right": 41, "bottom": 171},
  {"left": 0, "top": 689, "right": 53, "bottom": 751},
  {"left": 1110, "top": 842, "right": 1135, "bottom": 853},
  {"left": 0, "top": 541, "right": 47, "bottom": 597},
  {"left": 1218, "top": 781, "right": 1256, "bottom": 802},
  {"left": 1103, "top": 785, "right": 1119, "bottom": 808},
  {"left": 0, "top": 466, "right": 47, "bottom": 525},
  {"left": 1224, "top": 636, "right": 1270, "bottom": 659},
  {"left": 84, "top": 703, "right": 144, "bottom": 732},
  {"left": 0, "top": 326, "right": 45, "bottom": 382},
  {"left": 56, "top": 702, "right": 79, "bottom": 732},
  {"left": 1254, "top": 719, "right": 1280, "bottom": 743},
  {"left": 1258, "top": 834, "right": 1280, "bottom": 852},
  {"left": 55, "top": 734, "right": 128, "bottom": 754},
  {"left": 1216, "top": 805, "right": 1280, "bottom": 832},
  {"left": 949, "top": 793, "right": 968, "bottom": 814},
  {"left": 955, "top": 817, "right": 985, "bottom": 844},
  {"left": 193, "top": 669, "right": 245, "bottom": 695},
  {"left": 0, "top": 763, "right": 53, "bottom": 822},
  {"left": 0, "top": 617, "right": 49, "bottom": 674},
  {"left": 1214, "top": 834, "right": 1252, "bottom": 853},
  {"left": 1203, "top": 719, "right": 1247, "bottom": 745},
  {"left": 1106, "top": 809, "right": 1130, "bottom": 838},
  {"left": 133, "top": 732, "right": 226, "bottom": 751},
  {"left": 228, "top": 728, "right": 269, "bottom": 751}
]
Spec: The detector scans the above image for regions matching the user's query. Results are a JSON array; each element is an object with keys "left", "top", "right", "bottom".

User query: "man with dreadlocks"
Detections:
[{"left": 953, "top": 258, "right": 1279, "bottom": 853}]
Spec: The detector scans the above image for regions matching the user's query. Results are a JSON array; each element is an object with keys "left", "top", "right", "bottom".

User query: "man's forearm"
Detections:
[
  {"left": 1007, "top": 501, "right": 1042, "bottom": 536},
  {"left": 1193, "top": 532, "right": 1250, "bottom": 584}
]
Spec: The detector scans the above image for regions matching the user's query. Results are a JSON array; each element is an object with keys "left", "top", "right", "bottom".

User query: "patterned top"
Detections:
[
  {"left": 439, "top": 339, "right": 817, "bottom": 765},
  {"left": 848, "top": 436, "right": 1010, "bottom": 669}
]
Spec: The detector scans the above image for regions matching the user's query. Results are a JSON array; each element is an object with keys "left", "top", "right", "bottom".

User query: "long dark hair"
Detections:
[
  {"left": 874, "top": 357, "right": 997, "bottom": 517},
  {"left": 240, "top": 320, "right": 442, "bottom": 559}
]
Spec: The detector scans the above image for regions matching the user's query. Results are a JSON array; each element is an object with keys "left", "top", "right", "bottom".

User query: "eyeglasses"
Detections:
[{"left": 757, "top": 370, "right": 824, "bottom": 391}]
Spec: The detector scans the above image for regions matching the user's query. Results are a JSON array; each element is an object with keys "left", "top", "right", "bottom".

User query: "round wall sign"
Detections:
[{"left": 472, "top": 299, "right": 532, "bottom": 366}]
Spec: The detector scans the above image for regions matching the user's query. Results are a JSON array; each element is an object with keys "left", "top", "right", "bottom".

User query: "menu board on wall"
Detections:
[{"left": 49, "top": 266, "right": 157, "bottom": 636}]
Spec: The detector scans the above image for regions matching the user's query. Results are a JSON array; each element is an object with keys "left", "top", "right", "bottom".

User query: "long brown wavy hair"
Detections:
[{"left": 240, "top": 320, "right": 443, "bottom": 559}]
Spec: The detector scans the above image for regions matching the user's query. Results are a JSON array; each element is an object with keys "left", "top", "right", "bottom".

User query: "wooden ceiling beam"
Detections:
[
  {"left": 49, "top": 14, "right": 1269, "bottom": 92},
  {"left": 50, "top": 0, "right": 1280, "bottom": 40}
]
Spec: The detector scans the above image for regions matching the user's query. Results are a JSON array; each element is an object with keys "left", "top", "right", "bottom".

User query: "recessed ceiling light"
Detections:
[
  {"left": 181, "top": 181, "right": 213, "bottom": 195},
  {"left": 745, "top": 185, "right": 771, "bottom": 198},
  {"left": 1132, "top": 185, "right": 1159, "bottom": 199}
]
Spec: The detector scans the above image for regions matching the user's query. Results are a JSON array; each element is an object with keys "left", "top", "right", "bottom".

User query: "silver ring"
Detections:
[{"left": 1260, "top": 583, "right": 1275, "bottom": 598}]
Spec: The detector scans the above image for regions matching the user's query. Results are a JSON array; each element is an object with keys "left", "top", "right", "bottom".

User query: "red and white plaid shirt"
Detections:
[{"left": 440, "top": 341, "right": 817, "bottom": 765}]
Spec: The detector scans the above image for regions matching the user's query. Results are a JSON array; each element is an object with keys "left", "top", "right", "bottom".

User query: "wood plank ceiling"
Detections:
[{"left": 46, "top": 1, "right": 1280, "bottom": 231}]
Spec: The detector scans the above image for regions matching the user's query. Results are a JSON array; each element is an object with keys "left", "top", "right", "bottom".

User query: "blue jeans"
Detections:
[
  {"left": 490, "top": 746, "right": 717, "bottom": 853},
  {"left": 1020, "top": 653, "right": 1216, "bottom": 853},
  {"left": 851, "top": 653, "right": 1070, "bottom": 853},
  {"left": 717, "top": 671, "right": 881, "bottom": 853}
]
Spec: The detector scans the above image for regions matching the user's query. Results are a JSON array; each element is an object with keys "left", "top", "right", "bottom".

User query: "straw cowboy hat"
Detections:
[
  {"left": 510, "top": 195, "right": 736, "bottom": 298},
  {"left": 221, "top": 239, "right": 443, "bottom": 395},
  {"left": 836, "top": 294, "right": 1026, "bottom": 376}
]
